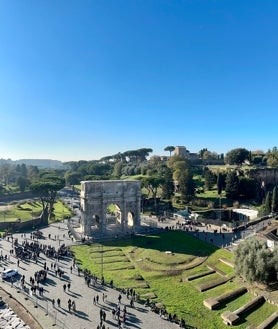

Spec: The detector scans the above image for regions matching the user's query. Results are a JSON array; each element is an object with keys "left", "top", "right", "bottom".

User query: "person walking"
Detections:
[
  {"left": 57, "top": 298, "right": 61, "bottom": 307},
  {"left": 68, "top": 299, "right": 72, "bottom": 313},
  {"left": 72, "top": 300, "right": 76, "bottom": 312}
]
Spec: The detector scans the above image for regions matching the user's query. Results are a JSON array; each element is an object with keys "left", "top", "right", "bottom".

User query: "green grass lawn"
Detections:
[
  {"left": 71, "top": 231, "right": 278, "bottom": 329},
  {"left": 0, "top": 199, "right": 72, "bottom": 222}
]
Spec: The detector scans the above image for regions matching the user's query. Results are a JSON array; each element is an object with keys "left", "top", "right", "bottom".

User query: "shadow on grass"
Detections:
[{"left": 99, "top": 231, "right": 219, "bottom": 258}]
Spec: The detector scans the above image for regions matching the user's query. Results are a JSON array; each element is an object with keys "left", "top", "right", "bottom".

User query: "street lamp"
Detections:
[
  {"left": 100, "top": 244, "right": 104, "bottom": 280},
  {"left": 219, "top": 193, "right": 222, "bottom": 222}
]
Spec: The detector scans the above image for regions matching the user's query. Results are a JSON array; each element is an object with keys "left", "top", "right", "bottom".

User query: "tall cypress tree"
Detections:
[
  {"left": 265, "top": 191, "right": 272, "bottom": 214},
  {"left": 179, "top": 169, "right": 195, "bottom": 203},
  {"left": 225, "top": 171, "right": 239, "bottom": 199},
  {"left": 161, "top": 167, "right": 174, "bottom": 199},
  {"left": 271, "top": 186, "right": 278, "bottom": 213},
  {"left": 204, "top": 169, "right": 215, "bottom": 191},
  {"left": 217, "top": 172, "right": 225, "bottom": 195}
]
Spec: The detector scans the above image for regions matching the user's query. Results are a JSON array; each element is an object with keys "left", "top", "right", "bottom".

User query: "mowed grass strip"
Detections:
[
  {"left": 244, "top": 302, "right": 278, "bottom": 327},
  {"left": 213, "top": 260, "right": 234, "bottom": 276},
  {"left": 201, "top": 280, "right": 242, "bottom": 300},
  {"left": 223, "top": 292, "right": 253, "bottom": 312},
  {"left": 192, "top": 272, "right": 222, "bottom": 285}
]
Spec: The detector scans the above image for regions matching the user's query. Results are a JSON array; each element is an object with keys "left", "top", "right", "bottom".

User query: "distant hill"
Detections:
[
  {"left": 15, "top": 159, "right": 65, "bottom": 168},
  {"left": 0, "top": 158, "right": 66, "bottom": 169}
]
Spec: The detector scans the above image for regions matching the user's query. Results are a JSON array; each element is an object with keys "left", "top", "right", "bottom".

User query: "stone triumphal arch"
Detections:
[{"left": 80, "top": 180, "right": 141, "bottom": 236}]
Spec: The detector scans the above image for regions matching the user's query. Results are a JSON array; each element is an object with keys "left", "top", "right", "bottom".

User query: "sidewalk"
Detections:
[{"left": 0, "top": 222, "right": 180, "bottom": 329}]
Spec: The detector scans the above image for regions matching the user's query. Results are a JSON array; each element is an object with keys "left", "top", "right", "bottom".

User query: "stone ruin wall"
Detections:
[{"left": 246, "top": 168, "right": 278, "bottom": 188}]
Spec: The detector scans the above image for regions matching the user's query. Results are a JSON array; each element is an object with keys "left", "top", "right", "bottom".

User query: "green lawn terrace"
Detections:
[
  {"left": 0, "top": 199, "right": 72, "bottom": 223},
  {"left": 70, "top": 230, "right": 278, "bottom": 329}
]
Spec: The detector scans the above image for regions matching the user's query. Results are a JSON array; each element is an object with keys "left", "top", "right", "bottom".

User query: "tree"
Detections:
[
  {"left": 238, "top": 177, "right": 258, "bottom": 199},
  {"left": 113, "top": 162, "right": 123, "bottom": 178},
  {"left": 161, "top": 167, "right": 174, "bottom": 199},
  {"left": 225, "top": 148, "right": 250, "bottom": 165},
  {"left": 27, "top": 165, "right": 39, "bottom": 180},
  {"left": 234, "top": 237, "right": 278, "bottom": 285},
  {"left": 123, "top": 148, "right": 152, "bottom": 163},
  {"left": 164, "top": 146, "right": 175, "bottom": 157},
  {"left": 225, "top": 171, "right": 239, "bottom": 199},
  {"left": 30, "top": 174, "right": 65, "bottom": 220},
  {"left": 265, "top": 191, "right": 272, "bottom": 214},
  {"left": 0, "top": 163, "right": 12, "bottom": 185},
  {"left": 199, "top": 148, "right": 218, "bottom": 160},
  {"left": 271, "top": 186, "right": 278, "bottom": 213},
  {"left": 266, "top": 147, "right": 278, "bottom": 167},
  {"left": 178, "top": 169, "right": 195, "bottom": 203},
  {"left": 64, "top": 171, "right": 82, "bottom": 185},
  {"left": 141, "top": 176, "right": 163, "bottom": 212},
  {"left": 204, "top": 168, "right": 216, "bottom": 190},
  {"left": 217, "top": 172, "right": 226, "bottom": 195},
  {"left": 16, "top": 176, "right": 29, "bottom": 192},
  {"left": 137, "top": 148, "right": 153, "bottom": 161}
]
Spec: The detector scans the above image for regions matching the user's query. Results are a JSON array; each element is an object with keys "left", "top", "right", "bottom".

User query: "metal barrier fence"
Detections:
[{"left": 6, "top": 280, "right": 71, "bottom": 329}]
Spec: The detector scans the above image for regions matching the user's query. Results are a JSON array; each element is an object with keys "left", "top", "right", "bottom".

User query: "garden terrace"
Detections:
[
  {"left": 207, "top": 264, "right": 228, "bottom": 277},
  {"left": 203, "top": 287, "right": 247, "bottom": 310},
  {"left": 197, "top": 276, "right": 231, "bottom": 292},
  {"left": 187, "top": 269, "right": 215, "bottom": 281},
  {"left": 255, "top": 310, "right": 278, "bottom": 329},
  {"left": 71, "top": 230, "right": 278, "bottom": 329},
  {"left": 221, "top": 296, "right": 265, "bottom": 325}
]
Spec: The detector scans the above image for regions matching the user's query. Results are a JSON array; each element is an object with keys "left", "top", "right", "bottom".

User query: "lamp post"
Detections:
[
  {"left": 100, "top": 244, "right": 104, "bottom": 280},
  {"left": 219, "top": 193, "right": 222, "bottom": 222}
]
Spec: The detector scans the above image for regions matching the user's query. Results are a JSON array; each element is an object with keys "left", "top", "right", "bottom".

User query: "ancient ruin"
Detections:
[{"left": 80, "top": 180, "right": 141, "bottom": 236}]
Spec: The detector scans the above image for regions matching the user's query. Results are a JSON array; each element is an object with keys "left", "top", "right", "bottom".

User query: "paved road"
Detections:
[{"left": 0, "top": 222, "right": 181, "bottom": 329}]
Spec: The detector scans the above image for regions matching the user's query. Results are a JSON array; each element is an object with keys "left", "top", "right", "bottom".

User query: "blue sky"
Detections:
[{"left": 1, "top": 0, "right": 278, "bottom": 162}]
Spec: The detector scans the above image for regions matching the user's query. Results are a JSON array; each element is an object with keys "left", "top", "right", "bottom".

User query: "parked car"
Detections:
[{"left": 1, "top": 269, "right": 18, "bottom": 279}]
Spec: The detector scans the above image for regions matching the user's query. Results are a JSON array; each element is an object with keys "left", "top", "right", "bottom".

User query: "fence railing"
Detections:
[{"left": 6, "top": 281, "right": 71, "bottom": 329}]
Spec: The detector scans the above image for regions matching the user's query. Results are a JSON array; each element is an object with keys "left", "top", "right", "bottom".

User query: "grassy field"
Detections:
[
  {"left": 71, "top": 231, "right": 278, "bottom": 329},
  {"left": 0, "top": 199, "right": 72, "bottom": 223}
]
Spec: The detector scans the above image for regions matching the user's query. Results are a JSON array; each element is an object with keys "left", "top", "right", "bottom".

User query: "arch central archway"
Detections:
[{"left": 80, "top": 180, "right": 141, "bottom": 237}]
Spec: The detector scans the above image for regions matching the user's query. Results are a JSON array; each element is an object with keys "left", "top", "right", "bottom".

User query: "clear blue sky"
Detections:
[{"left": 1, "top": 1, "right": 278, "bottom": 162}]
